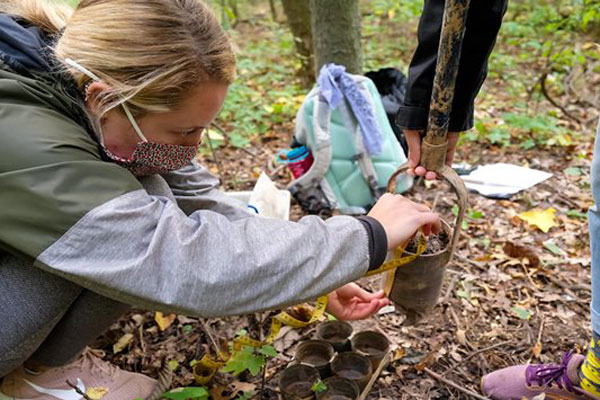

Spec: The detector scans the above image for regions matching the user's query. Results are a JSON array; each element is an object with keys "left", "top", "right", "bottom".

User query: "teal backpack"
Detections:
[{"left": 288, "top": 74, "right": 413, "bottom": 216}]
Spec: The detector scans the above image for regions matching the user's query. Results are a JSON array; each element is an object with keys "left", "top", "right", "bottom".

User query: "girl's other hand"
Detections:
[{"left": 326, "top": 283, "right": 390, "bottom": 321}]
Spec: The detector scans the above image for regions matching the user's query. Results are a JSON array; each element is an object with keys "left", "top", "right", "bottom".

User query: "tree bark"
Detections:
[
  {"left": 310, "top": 0, "right": 362, "bottom": 76},
  {"left": 281, "top": 0, "right": 315, "bottom": 88},
  {"left": 268, "top": 0, "right": 278, "bottom": 21}
]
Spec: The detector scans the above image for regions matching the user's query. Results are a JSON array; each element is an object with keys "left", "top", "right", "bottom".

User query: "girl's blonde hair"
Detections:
[{"left": 1, "top": 0, "right": 235, "bottom": 121}]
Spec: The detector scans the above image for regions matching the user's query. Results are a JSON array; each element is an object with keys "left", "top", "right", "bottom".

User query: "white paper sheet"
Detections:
[{"left": 461, "top": 163, "right": 552, "bottom": 197}]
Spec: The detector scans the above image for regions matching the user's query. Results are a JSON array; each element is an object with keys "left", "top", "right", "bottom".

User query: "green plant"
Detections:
[
  {"left": 162, "top": 387, "right": 209, "bottom": 400},
  {"left": 311, "top": 379, "right": 328, "bottom": 393},
  {"left": 221, "top": 344, "right": 278, "bottom": 376}
]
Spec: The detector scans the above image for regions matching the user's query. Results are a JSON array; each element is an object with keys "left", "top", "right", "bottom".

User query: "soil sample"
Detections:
[
  {"left": 295, "top": 340, "right": 335, "bottom": 378},
  {"left": 405, "top": 229, "right": 449, "bottom": 255},
  {"left": 330, "top": 352, "right": 372, "bottom": 392},
  {"left": 279, "top": 364, "right": 320, "bottom": 400},
  {"left": 350, "top": 331, "right": 390, "bottom": 370},
  {"left": 316, "top": 321, "right": 353, "bottom": 352}
]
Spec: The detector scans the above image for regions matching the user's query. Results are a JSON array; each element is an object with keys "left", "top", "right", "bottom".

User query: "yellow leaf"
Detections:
[
  {"left": 86, "top": 387, "right": 109, "bottom": 400},
  {"left": 532, "top": 341, "right": 542, "bottom": 357},
  {"left": 388, "top": 9, "right": 395, "bottom": 19},
  {"left": 517, "top": 208, "right": 557, "bottom": 233},
  {"left": 112, "top": 333, "right": 133, "bottom": 354},
  {"left": 154, "top": 312, "right": 176, "bottom": 331}
]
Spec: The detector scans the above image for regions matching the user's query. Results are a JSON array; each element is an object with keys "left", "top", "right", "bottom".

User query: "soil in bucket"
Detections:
[
  {"left": 405, "top": 230, "right": 449, "bottom": 255},
  {"left": 286, "top": 381, "right": 313, "bottom": 396}
]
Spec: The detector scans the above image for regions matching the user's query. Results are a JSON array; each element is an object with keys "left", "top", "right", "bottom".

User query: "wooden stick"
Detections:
[
  {"left": 358, "top": 351, "right": 392, "bottom": 400},
  {"left": 424, "top": 367, "right": 491, "bottom": 400}
]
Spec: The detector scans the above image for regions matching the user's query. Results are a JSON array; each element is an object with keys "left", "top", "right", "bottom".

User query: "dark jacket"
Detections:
[{"left": 396, "top": 0, "right": 509, "bottom": 132}]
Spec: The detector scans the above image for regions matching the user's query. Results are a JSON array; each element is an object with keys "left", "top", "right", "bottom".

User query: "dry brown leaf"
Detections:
[
  {"left": 456, "top": 329, "right": 468, "bottom": 347},
  {"left": 503, "top": 241, "right": 540, "bottom": 268}
]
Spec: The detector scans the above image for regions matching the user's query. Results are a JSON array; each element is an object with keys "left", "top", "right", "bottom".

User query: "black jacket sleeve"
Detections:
[{"left": 396, "top": 0, "right": 508, "bottom": 132}]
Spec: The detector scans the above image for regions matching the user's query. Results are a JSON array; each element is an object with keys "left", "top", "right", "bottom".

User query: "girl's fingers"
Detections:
[{"left": 425, "top": 170, "right": 437, "bottom": 180}]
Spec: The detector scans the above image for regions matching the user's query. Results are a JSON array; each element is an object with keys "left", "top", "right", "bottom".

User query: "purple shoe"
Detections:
[{"left": 481, "top": 352, "right": 600, "bottom": 399}]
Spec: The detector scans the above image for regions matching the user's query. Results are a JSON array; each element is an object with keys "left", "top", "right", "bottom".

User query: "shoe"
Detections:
[
  {"left": 0, "top": 348, "right": 170, "bottom": 400},
  {"left": 480, "top": 352, "right": 600, "bottom": 399}
]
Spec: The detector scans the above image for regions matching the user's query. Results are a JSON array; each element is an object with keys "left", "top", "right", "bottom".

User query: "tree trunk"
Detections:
[
  {"left": 268, "top": 0, "right": 278, "bottom": 21},
  {"left": 310, "top": 0, "right": 362, "bottom": 76},
  {"left": 281, "top": 0, "right": 315, "bottom": 88}
]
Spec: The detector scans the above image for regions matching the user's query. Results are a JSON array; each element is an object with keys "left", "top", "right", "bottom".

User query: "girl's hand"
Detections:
[
  {"left": 368, "top": 193, "right": 440, "bottom": 250},
  {"left": 326, "top": 283, "right": 390, "bottom": 321},
  {"left": 405, "top": 129, "right": 459, "bottom": 180}
]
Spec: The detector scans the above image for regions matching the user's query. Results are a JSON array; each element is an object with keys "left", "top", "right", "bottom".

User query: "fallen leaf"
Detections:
[
  {"left": 543, "top": 240, "right": 564, "bottom": 256},
  {"left": 86, "top": 387, "right": 109, "bottom": 400},
  {"left": 511, "top": 306, "right": 533, "bottom": 320},
  {"left": 155, "top": 312, "right": 176, "bottom": 331},
  {"left": 532, "top": 341, "right": 542, "bottom": 357},
  {"left": 503, "top": 241, "right": 540, "bottom": 268},
  {"left": 112, "top": 333, "right": 133, "bottom": 354},
  {"left": 456, "top": 329, "right": 468, "bottom": 347},
  {"left": 230, "top": 381, "right": 257, "bottom": 395},
  {"left": 517, "top": 208, "right": 557, "bottom": 233}
]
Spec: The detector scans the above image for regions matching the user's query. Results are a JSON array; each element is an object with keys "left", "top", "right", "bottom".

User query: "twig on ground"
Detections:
[
  {"left": 454, "top": 253, "right": 486, "bottom": 270},
  {"left": 440, "top": 341, "right": 512, "bottom": 377},
  {"left": 424, "top": 368, "right": 491, "bottom": 400},
  {"left": 440, "top": 275, "right": 458, "bottom": 304},
  {"left": 539, "top": 72, "right": 581, "bottom": 123},
  {"left": 200, "top": 320, "right": 224, "bottom": 361}
]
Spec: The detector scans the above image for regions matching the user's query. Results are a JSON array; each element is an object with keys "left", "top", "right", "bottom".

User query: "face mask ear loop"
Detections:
[
  {"left": 121, "top": 103, "right": 148, "bottom": 143},
  {"left": 65, "top": 58, "right": 148, "bottom": 144}
]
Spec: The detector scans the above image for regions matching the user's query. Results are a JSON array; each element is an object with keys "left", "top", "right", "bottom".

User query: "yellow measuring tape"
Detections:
[{"left": 196, "top": 233, "right": 427, "bottom": 382}]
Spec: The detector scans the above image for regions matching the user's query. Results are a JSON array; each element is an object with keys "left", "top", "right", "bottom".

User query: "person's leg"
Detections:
[
  {"left": 0, "top": 253, "right": 162, "bottom": 400},
  {"left": 481, "top": 118, "right": 600, "bottom": 400},
  {"left": 578, "top": 118, "right": 600, "bottom": 396},
  {"left": 31, "top": 289, "right": 131, "bottom": 366},
  {"left": 0, "top": 252, "right": 82, "bottom": 378}
]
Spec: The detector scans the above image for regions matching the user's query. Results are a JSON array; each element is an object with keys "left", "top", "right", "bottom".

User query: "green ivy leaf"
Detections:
[
  {"left": 512, "top": 306, "right": 533, "bottom": 320},
  {"left": 564, "top": 167, "right": 582, "bottom": 176},
  {"left": 567, "top": 209, "right": 586, "bottom": 219},
  {"left": 543, "top": 240, "right": 563, "bottom": 256},
  {"left": 162, "top": 386, "right": 209, "bottom": 400}
]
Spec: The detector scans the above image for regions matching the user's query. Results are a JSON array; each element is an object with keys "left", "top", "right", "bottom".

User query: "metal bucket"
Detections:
[{"left": 383, "top": 219, "right": 454, "bottom": 325}]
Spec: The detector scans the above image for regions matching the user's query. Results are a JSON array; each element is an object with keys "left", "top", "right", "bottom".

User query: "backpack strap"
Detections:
[{"left": 337, "top": 87, "right": 385, "bottom": 201}]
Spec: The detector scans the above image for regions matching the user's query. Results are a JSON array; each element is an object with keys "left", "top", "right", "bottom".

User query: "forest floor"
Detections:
[{"left": 94, "top": 2, "right": 600, "bottom": 399}]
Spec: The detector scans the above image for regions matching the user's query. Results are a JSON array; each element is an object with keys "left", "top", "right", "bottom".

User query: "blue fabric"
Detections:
[
  {"left": 590, "top": 118, "right": 600, "bottom": 333},
  {"left": 317, "top": 64, "right": 384, "bottom": 155}
]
